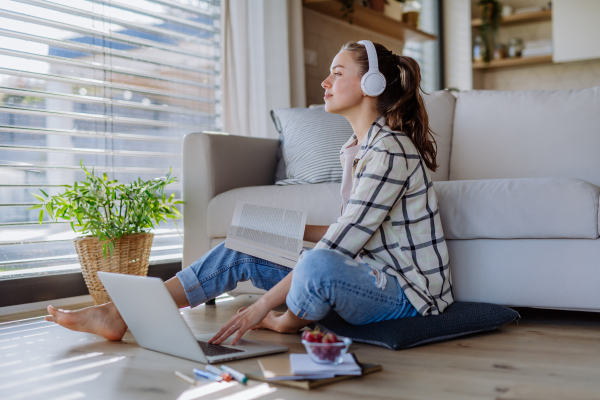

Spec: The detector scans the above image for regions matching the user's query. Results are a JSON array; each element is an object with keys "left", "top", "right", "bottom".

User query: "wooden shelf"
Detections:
[
  {"left": 472, "top": 9, "right": 552, "bottom": 27},
  {"left": 472, "top": 55, "right": 553, "bottom": 70},
  {"left": 303, "top": 0, "right": 437, "bottom": 42}
]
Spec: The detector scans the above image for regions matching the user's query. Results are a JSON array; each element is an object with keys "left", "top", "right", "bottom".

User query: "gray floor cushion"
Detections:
[{"left": 312, "top": 301, "right": 520, "bottom": 350}]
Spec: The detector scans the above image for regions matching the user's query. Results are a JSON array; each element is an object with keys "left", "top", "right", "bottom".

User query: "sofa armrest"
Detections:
[{"left": 182, "top": 132, "right": 279, "bottom": 268}]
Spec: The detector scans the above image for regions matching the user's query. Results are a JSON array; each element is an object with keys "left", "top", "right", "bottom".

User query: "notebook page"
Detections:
[{"left": 290, "top": 354, "right": 362, "bottom": 376}]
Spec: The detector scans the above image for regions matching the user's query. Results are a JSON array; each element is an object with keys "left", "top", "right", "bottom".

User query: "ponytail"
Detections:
[{"left": 341, "top": 42, "right": 438, "bottom": 172}]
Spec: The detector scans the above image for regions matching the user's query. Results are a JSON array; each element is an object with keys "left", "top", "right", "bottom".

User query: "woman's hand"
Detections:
[
  {"left": 209, "top": 270, "right": 296, "bottom": 345},
  {"left": 208, "top": 299, "right": 270, "bottom": 346}
]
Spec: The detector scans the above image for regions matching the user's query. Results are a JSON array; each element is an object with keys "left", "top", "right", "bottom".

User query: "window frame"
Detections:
[
  {"left": 437, "top": 0, "right": 446, "bottom": 88},
  {"left": 0, "top": 260, "right": 182, "bottom": 308}
]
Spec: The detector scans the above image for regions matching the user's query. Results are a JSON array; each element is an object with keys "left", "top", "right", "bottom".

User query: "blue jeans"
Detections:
[{"left": 176, "top": 242, "right": 419, "bottom": 324}]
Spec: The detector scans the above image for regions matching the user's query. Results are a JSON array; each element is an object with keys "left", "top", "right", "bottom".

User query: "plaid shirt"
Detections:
[{"left": 314, "top": 115, "right": 453, "bottom": 316}]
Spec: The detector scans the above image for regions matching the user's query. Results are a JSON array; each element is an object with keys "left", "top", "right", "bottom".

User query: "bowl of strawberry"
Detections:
[{"left": 301, "top": 328, "right": 352, "bottom": 365}]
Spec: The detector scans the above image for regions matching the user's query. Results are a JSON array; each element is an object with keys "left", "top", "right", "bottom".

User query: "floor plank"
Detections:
[{"left": 0, "top": 297, "right": 599, "bottom": 399}]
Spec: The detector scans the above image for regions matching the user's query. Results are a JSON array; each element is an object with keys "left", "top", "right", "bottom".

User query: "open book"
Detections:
[{"left": 224, "top": 201, "right": 312, "bottom": 268}]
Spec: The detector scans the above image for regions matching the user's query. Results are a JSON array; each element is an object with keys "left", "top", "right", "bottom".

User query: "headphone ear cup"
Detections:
[{"left": 361, "top": 72, "right": 386, "bottom": 97}]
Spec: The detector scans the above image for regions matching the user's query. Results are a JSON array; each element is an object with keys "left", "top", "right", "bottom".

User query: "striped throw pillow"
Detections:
[{"left": 270, "top": 106, "right": 353, "bottom": 185}]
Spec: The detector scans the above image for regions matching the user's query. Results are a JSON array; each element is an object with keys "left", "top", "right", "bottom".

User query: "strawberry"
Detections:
[
  {"left": 323, "top": 332, "right": 338, "bottom": 343},
  {"left": 303, "top": 327, "right": 327, "bottom": 343}
]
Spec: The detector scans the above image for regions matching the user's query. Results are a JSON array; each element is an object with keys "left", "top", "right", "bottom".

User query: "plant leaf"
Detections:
[{"left": 32, "top": 193, "right": 46, "bottom": 202}]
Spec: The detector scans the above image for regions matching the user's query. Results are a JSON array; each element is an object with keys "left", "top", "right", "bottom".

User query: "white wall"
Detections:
[{"left": 553, "top": 0, "right": 600, "bottom": 63}]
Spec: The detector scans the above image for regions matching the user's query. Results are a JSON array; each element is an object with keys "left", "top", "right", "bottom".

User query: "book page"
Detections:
[
  {"left": 227, "top": 202, "right": 307, "bottom": 258},
  {"left": 224, "top": 240, "right": 297, "bottom": 268}
]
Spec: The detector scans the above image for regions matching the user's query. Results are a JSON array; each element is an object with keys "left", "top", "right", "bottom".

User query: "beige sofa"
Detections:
[{"left": 183, "top": 87, "right": 600, "bottom": 312}]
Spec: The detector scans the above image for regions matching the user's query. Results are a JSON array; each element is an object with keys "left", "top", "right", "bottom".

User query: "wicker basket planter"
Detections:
[{"left": 74, "top": 233, "right": 154, "bottom": 305}]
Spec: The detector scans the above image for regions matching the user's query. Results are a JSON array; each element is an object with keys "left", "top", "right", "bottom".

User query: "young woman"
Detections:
[{"left": 46, "top": 40, "right": 453, "bottom": 346}]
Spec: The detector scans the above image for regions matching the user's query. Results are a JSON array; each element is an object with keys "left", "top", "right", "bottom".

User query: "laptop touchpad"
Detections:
[{"left": 197, "top": 340, "right": 245, "bottom": 356}]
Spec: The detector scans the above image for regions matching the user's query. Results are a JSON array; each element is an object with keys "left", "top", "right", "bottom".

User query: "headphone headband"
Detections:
[
  {"left": 357, "top": 40, "right": 379, "bottom": 72},
  {"left": 357, "top": 40, "right": 386, "bottom": 97}
]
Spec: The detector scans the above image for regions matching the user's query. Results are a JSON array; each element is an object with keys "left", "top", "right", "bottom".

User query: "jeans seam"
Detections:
[
  {"left": 185, "top": 282, "right": 203, "bottom": 293},
  {"left": 331, "top": 280, "right": 406, "bottom": 306},
  {"left": 287, "top": 295, "right": 323, "bottom": 320},
  {"left": 198, "top": 257, "right": 292, "bottom": 284}
]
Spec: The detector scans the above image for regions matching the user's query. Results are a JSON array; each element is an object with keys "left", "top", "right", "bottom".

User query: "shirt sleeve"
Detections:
[{"left": 314, "top": 148, "right": 411, "bottom": 258}]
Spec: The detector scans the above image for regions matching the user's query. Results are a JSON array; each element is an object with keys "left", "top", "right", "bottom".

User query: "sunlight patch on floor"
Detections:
[
  {"left": 176, "top": 381, "right": 238, "bottom": 400},
  {"left": 215, "top": 383, "right": 277, "bottom": 400}
]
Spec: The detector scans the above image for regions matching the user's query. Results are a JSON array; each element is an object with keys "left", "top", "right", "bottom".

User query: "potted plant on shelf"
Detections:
[
  {"left": 340, "top": 0, "right": 357, "bottom": 24},
  {"left": 479, "top": 0, "right": 503, "bottom": 62},
  {"left": 31, "top": 161, "right": 182, "bottom": 305},
  {"left": 369, "top": 0, "right": 387, "bottom": 12}
]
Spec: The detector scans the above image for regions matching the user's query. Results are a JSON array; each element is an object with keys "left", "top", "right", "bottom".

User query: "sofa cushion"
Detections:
[
  {"left": 450, "top": 87, "right": 600, "bottom": 187},
  {"left": 270, "top": 106, "right": 353, "bottom": 185},
  {"left": 274, "top": 104, "right": 336, "bottom": 182},
  {"left": 272, "top": 90, "right": 455, "bottom": 184},
  {"left": 422, "top": 90, "right": 456, "bottom": 182},
  {"left": 434, "top": 177, "right": 600, "bottom": 240},
  {"left": 208, "top": 177, "right": 600, "bottom": 241},
  {"left": 207, "top": 183, "right": 342, "bottom": 239}
]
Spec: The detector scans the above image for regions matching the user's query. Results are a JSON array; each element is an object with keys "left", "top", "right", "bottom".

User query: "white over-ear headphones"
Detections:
[{"left": 357, "top": 40, "right": 386, "bottom": 97}]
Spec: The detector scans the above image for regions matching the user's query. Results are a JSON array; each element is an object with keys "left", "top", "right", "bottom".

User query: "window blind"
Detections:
[{"left": 0, "top": 0, "right": 221, "bottom": 278}]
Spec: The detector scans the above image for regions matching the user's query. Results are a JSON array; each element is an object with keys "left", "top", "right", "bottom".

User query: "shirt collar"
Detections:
[
  {"left": 362, "top": 114, "right": 386, "bottom": 150},
  {"left": 341, "top": 133, "right": 359, "bottom": 154},
  {"left": 341, "top": 114, "right": 387, "bottom": 155}
]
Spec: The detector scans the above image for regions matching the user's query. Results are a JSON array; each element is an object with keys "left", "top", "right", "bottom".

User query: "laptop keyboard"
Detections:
[{"left": 197, "top": 340, "right": 245, "bottom": 356}]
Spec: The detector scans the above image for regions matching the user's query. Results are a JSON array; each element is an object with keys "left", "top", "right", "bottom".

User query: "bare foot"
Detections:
[
  {"left": 235, "top": 307, "right": 289, "bottom": 332},
  {"left": 251, "top": 310, "right": 289, "bottom": 332},
  {"left": 255, "top": 309, "right": 313, "bottom": 334},
  {"left": 45, "top": 303, "right": 128, "bottom": 341}
]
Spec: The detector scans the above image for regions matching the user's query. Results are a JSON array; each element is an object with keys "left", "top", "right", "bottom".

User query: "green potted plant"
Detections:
[
  {"left": 31, "top": 161, "right": 182, "bottom": 305},
  {"left": 479, "top": 0, "right": 502, "bottom": 62},
  {"left": 340, "top": 0, "right": 357, "bottom": 24}
]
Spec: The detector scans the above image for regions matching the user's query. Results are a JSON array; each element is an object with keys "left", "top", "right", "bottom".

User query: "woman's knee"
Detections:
[
  {"left": 188, "top": 241, "right": 243, "bottom": 272},
  {"left": 295, "top": 249, "right": 353, "bottom": 281}
]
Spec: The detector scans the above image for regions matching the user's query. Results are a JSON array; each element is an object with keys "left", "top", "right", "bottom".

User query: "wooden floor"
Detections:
[{"left": 1, "top": 295, "right": 599, "bottom": 400}]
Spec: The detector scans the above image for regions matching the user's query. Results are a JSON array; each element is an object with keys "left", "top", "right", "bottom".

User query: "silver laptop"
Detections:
[{"left": 97, "top": 271, "right": 288, "bottom": 363}]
